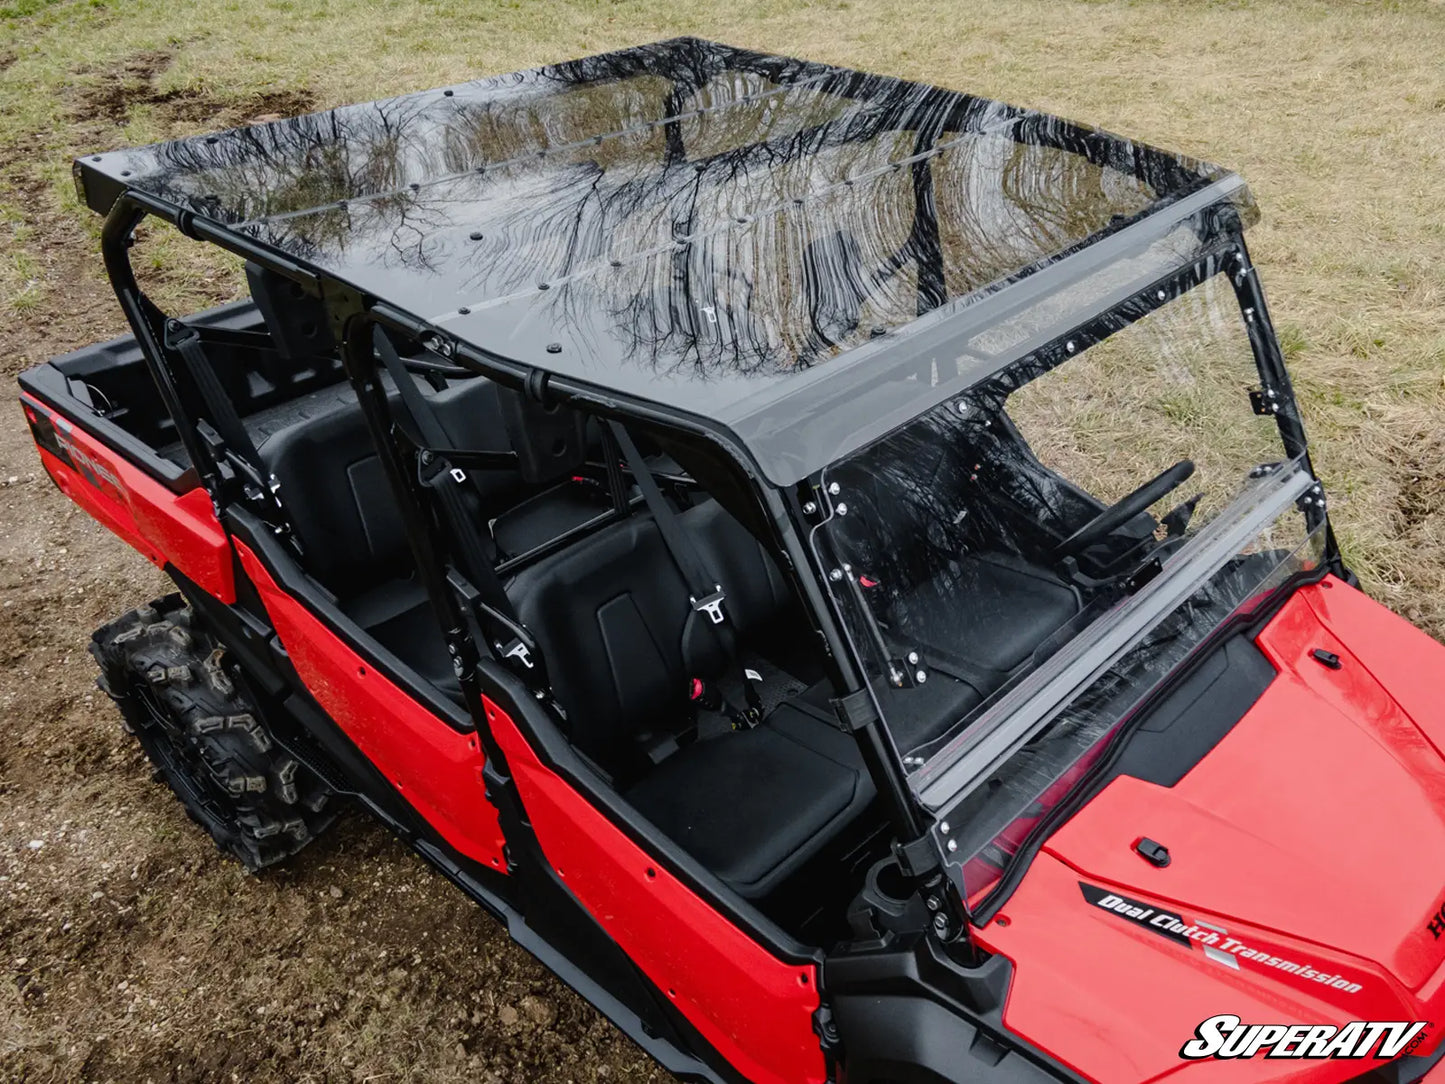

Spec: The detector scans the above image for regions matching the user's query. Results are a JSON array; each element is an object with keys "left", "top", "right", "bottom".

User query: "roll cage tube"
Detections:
[{"left": 99, "top": 197, "right": 222, "bottom": 501}]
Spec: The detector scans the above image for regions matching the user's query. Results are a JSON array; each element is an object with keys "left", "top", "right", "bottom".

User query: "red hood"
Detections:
[{"left": 974, "top": 579, "right": 1445, "bottom": 1082}]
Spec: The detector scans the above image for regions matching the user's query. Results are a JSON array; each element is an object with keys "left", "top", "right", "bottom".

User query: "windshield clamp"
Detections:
[
  {"left": 1249, "top": 387, "right": 1282, "bottom": 416},
  {"left": 691, "top": 589, "right": 727, "bottom": 625},
  {"left": 893, "top": 833, "right": 941, "bottom": 879},
  {"left": 831, "top": 688, "right": 879, "bottom": 733}
]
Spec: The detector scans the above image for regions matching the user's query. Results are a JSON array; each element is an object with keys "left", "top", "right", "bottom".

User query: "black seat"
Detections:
[
  {"left": 827, "top": 457, "right": 1080, "bottom": 693},
  {"left": 507, "top": 500, "right": 876, "bottom": 899},
  {"left": 259, "top": 373, "right": 518, "bottom": 600},
  {"left": 624, "top": 704, "right": 870, "bottom": 898}
]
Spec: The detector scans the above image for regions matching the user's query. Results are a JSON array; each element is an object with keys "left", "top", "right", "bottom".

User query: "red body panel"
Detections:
[
  {"left": 485, "top": 699, "right": 827, "bottom": 1084},
  {"left": 24, "top": 396, "right": 236, "bottom": 603},
  {"left": 974, "top": 578, "right": 1445, "bottom": 1081},
  {"left": 235, "top": 542, "right": 507, "bottom": 871}
]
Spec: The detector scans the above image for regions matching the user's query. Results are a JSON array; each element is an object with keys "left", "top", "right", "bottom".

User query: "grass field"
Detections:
[{"left": 2, "top": 1, "right": 1443, "bottom": 1081}]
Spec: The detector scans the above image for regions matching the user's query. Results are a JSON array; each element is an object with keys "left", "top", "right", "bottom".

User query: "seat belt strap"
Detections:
[
  {"left": 607, "top": 421, "right": 764, "bottom": 728},
  {"left": 371, "top": 327, "right": 517, "bottom": 626},
  {"left": 164, "top": 319, "right": 265, "bottom": 470},
  {"left": 606, "top": 420, "right": 726, "bottom": 626}
]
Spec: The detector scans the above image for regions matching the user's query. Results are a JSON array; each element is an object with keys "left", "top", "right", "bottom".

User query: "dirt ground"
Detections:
[{"left": 2, "top": 0, "right": 1443, "bottom": 1081}]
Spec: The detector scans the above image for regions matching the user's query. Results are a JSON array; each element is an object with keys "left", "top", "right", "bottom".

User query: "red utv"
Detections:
[{"left": 20, "top": 37, "right": 1445, "bottom": 1084}]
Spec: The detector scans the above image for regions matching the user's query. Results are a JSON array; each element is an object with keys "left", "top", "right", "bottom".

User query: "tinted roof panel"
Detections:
[{"left": 76, "top": 38, "right": 1253, "bottom": 483}]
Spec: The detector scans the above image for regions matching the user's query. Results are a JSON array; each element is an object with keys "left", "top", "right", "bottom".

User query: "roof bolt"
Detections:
[
  {"left": 443, "top": 89, "right": 454, "bottom": 97},
  {"left": 802, "top": 501, "right": 817, "bottom": 514},
  {"left": 946, "top": 839, "right": 958, "bottom": 853},
  {"left": 827, "top": 482, "right": 841, "bottom": 496},
  {"left": 926, "top": 896, "right": 941, "bottom": 911},
  {"left": 906, "top": 651, "right": 920, "bottom": 665},
  {"left": 829, "top": 568, "right": 844, "bottom": 582},
  {"left": 939, "top": 820, "right": 950, "bottom": 834},
  {"left": 1156, "top": 289, "right": 1167, "bottom": 301},
  {"left": 932, "top": 913, "right": 950, "bottom": 933},
  {"left": 545, "top": 342, "right": 562, "bottom": 354},
  {"left": 915, "top": 669, "right": 927, "bottom": 684},
  {"left": 457, "top": 307, "right": 470, "bottom": 315},
  {"left": 610, "top": 259, "right": 622, "bottom": 268},
  {"left": 1065, "top": 340, "right": 1077, "bottom": 354},
  {"left": 835, "top": 502, "right": 848, "bottom": 516},
  {"left": 469, "top": 231, "right": 483, "bottom": 241},
  {"left": 537, "top": 282, "right": 550, "bottom": 290},
  {"left": 870, "top": 325, "right": 886, "bottom": 338}
]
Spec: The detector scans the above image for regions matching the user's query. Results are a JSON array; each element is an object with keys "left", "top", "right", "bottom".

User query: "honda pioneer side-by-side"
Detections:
[{"left": 20, "top": 37, "right": 1445, "bottom": 1084}]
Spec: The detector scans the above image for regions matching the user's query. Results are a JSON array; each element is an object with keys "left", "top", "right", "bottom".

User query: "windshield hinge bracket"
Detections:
[{"left": 1296, "top": 481, "right": 1326, "bottom": 514}]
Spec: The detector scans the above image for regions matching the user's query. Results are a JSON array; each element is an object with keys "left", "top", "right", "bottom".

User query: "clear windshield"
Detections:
[{"left": 812, "top": 270, "right": 1322, "bottom": 895}]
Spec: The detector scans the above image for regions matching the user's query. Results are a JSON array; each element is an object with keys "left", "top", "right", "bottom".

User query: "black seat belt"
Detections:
[
  {"left": 606, "top": 420, "right": 763, "bottom": 728},
  {"left": 371, "top": 327, "right": 543, "bottom": 684},
  {"left": 164, "top": 319, "right": 266, "bottom": 475},
  {"left": 162, "top": 318, "right": 303, "bottom": 537}
]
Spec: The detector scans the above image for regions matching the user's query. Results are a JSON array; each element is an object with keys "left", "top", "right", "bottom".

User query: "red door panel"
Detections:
[
  {"left": 235, "top": 541, "right": 507, "bottom": 871},
  {"left": 485, "top": 699, "right": 826, "bottom": 1084}
]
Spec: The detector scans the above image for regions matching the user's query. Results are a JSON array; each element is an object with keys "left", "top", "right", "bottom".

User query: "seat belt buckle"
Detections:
[
  {"left": 690, "top": 588, "right": 726, "bottom": 625},
  {"left": 498, "top": 637, "right": 535, "bottom": 671}
]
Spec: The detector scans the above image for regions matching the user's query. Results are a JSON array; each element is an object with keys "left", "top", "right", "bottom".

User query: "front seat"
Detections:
[{"left": 505, "top": 500, "right": 875, "bottom": 899}]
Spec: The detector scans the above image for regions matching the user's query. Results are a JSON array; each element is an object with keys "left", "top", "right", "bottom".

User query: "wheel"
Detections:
[{"left": 90, "top": 593, "right": 339, "bottom": 870}]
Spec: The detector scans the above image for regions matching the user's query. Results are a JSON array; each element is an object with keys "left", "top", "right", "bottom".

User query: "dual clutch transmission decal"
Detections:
[{"left": 1079, "top": 883, "right": 1365, "bottom": 995}]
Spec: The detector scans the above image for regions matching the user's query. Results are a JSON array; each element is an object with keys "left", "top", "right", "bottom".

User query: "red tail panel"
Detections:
[
  {"left": 485, "top": 699, "right": 827, "bottom": 1084},
  {"left": 234, "top": 541, "right": 507, "bottom": 872},
  {"left": 24, "top": 395, "right": 235, "bottom": 603}
]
